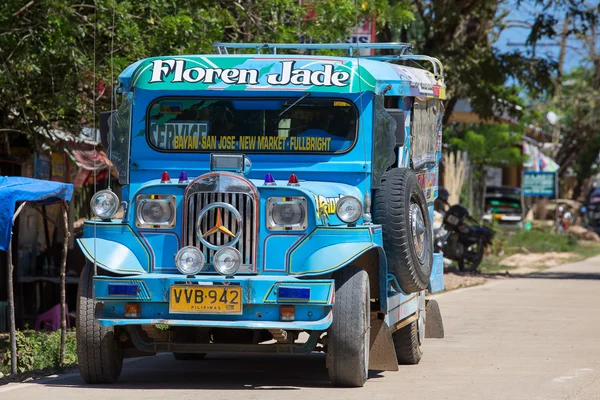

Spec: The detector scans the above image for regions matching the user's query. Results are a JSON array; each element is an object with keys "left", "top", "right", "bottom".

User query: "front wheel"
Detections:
[
  {"left": 327, "top": 266, "right": 370, "bottom": 387},
  {"left": 77, "top": 262, "right": 123, "bottom": 384},
  {"left": 458, "top": 239, "right": 485, "bottom": 272}
]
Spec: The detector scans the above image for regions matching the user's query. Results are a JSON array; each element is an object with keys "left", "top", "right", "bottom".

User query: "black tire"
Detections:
[
  {"left": 77, "top": 262, "right": 123, "bottom": 384},
  {"left": 392, "top": 292, "right": 425, "bottom": 364},
  {"left": 172, "top": 352, "right": 206, "bottom": 361},
  {"left": 392, "top": 321, "right": 422, "bottom": 365},
  {"left": 327, "top": 266, "right": 370, "bottom": 387},
  {"left": 458, "top": 239, "right": 484, "bottom": 272},
  {"left": 374, "top": 168, "right": 433, "bottom": 293}
]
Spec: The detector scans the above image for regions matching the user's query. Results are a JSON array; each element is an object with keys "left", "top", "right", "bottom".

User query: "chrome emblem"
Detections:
[{"left": 196, "top": 202, "right": 242, "bottom": 250}]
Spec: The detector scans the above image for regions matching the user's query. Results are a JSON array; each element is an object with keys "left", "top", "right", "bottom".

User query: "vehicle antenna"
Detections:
[
  {"left": 354, "top": 0, "right": 372, "bottom": 223},
  {"left": 92, "top": 0, "right": 97, "bottom": 275},
  {"left": 108, "top": 0, "right": 116, "bottom": 189}
]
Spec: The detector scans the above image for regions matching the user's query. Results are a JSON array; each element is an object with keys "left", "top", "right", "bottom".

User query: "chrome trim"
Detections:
[
  {"left": 135, "top": 194, "right": 176, "bottom": 228},
  {"left": 266, "top": 197, "right": 308, "bottom": 231},
  {"left": 183, "top": 173, "right": 258, "bottom": 272},
  {"left": 196, "top": 202, "right": 243, "bottom": 251}
]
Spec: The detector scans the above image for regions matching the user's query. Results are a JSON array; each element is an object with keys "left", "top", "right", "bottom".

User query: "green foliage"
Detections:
[
  {"left": 2, "top": 0, "right": 404, "bottom": 140},
  {"left": 450, "top": 124, "right": 528, "bottom": 170},
  {"left": 506, "top": 228, "right": 578, "bottom": 254},
  {"left": 0, "top": 329, "right": 77, "bottom": 375}
]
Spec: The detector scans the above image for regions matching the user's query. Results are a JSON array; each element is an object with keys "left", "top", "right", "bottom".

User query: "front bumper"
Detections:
[{"left": 93, "top": 273, "right": 334, "bottom": 331}]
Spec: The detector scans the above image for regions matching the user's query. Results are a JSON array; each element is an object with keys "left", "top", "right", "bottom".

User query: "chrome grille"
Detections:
[{"left": 185, "top": 192, "right": 256, "bottom": 268}]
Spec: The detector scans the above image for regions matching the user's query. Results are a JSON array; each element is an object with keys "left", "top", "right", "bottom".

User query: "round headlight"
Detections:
[
  {"left": 272, "top": 202, "right": 305, "bottom": 225},
  {"left": 336, "top": 196, "right": 362, "bottom": 224},
  {"left": 139, "top": 200, "right": 174, "bottom": 224},
  {"left": 213, "top": 247, "right": 242, "bottom": 276},
  {"left": 90, "top": 190, "right": 120, "bottom": 220},
  {"left": 175, "top": 246, "right": 205, "bottom": 275}
]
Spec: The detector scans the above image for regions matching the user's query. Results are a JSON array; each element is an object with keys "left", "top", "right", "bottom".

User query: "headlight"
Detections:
[
  {"left": 175, "top": 246, "right": 205, "bottom": 275},
  {"left": 336, "top": 196, "right": 362, "bottom": 224},
  {"left": 91, "top": 190, "right": 120, "bottom": 220},
  {"left": 267, "top": 197, "right": 307, "bottom": 231},
  {"left": 213, "top": 247, "right": 242, "bottom": 276},
  {"left": 136, "top": 195, "right": 176, "bottom": 228}
]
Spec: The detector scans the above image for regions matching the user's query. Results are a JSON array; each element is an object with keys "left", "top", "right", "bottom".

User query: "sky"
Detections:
[{"left": 494, "top": 1, "right": 597, "bottom": 73}]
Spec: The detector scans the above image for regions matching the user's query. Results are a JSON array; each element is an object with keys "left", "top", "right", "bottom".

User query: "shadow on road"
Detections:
[
  {"left": 35, "top": 353, "right": 385, "bottom": 390},
  {"left": 519, "top": 271, "right": 600, "bottom": 280}
]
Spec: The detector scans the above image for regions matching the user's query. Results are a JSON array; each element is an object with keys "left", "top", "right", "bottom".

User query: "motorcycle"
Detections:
[
  {"left": 435, "top": 204, "right": 494, "bottom": 272},
  {"left": 553, "top": 204, "right": 574, "bottom": 233}
]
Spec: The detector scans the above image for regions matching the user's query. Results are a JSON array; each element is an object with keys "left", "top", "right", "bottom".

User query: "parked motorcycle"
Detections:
[
  {"left": 553, "top": 204, "right": 574, "bottom": 233},
  {"left": 435, "top": 204, "right": 494, "bottom": 272}
]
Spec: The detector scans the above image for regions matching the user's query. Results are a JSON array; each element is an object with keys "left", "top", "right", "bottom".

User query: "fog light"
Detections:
[
  {"left": 124, "top": 303, "right": 140, "bottom": 318},
  {"left": 175, "top": 246, "right": 205, "bottom": 275},
  {"left": 280, "top": 305, "right": 295, "bottom": 321},
  {"left": 214, "top": 247, "right": 242, "bottom": 276}
]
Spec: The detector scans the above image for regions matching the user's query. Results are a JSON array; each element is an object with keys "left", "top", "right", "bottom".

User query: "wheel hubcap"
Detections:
[{"left": 410, "top": 202, "right": 426, "bottom": 262}]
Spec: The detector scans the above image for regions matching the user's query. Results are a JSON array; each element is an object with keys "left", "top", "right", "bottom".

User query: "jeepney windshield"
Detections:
[{"left": 147, "top": 97, "right": 357, "bottom": 153}]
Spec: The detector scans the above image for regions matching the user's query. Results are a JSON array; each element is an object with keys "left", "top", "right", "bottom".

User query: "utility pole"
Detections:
[{"left": 552, "top": 14, "right": 570, "bottom": 144}]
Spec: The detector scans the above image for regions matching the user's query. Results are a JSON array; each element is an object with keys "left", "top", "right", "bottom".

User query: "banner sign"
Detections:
[{"left": 522, "top": 171, "right": 557, "bottom": 197}]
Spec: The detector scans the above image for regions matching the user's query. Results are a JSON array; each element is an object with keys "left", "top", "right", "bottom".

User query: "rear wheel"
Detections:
[
  {"left": 77, "top": 262, "right": 123, "bottom": 384},
  {"left": 392, "top": 292, "right": 425, "bottom": 364},
  {"left": 327, "top": 266, "right": 370, "bottom": 387}
]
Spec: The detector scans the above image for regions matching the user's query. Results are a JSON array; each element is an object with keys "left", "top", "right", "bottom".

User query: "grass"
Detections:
[
  {"left": 0, "top": 329, "right": 77, "bottom": 377},
  {"left": 476, "top": 227, "right": 600, "bottom": 274}
]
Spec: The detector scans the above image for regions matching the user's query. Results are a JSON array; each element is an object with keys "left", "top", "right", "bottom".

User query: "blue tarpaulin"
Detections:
[{"left": 0, "top": 177, "right": 74, "bottom": 252}]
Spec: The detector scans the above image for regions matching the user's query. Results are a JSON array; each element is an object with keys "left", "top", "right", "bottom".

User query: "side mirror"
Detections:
[
  {"left": 385, "top": 109, "right": 405, "bottom": 147},
  {"left": 99, "top": 110, "right": 115, "bottom": 151}
]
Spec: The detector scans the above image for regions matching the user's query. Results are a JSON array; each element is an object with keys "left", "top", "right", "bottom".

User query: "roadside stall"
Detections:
[{"left": 0, "top": 176, "right": 73, "bottom": 376}]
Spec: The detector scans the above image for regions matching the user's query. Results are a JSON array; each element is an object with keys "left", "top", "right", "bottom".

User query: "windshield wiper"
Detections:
[{"left": 278, "top": 92, "right": 311, "bottom": 117}]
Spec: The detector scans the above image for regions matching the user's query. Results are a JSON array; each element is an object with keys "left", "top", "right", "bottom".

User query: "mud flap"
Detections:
[
  {"left": 424, "top": 299, "right": 444, "bottom": 338},
  {"left": 368, "top": 319, "right": 399, "bottom": 371}
]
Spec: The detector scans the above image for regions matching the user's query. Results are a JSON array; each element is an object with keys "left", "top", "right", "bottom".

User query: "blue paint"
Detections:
[
  {"left": 278, "top": 286, "right": 311, "bottom": 301},
  {"left": 108, "top": 284, "right": 139, "bottom": 296},
  {"left": 83, "top": 47, "right": 446, "bottom": 349}
]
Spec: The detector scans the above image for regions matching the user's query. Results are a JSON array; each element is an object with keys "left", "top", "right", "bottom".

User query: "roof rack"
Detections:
[
  {"left": 366, "top": 55, "right": 444, "bottom": 79},
  {"left": 213, "top": 42, "right": 414, "bottom": 57},
  {"left": 212, "top": 42, "right": 444, "bottom": 80}
]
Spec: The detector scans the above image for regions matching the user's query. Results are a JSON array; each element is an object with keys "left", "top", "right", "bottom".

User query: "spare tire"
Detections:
[{"left": 374, "top": 168, "right": 433, "bottom": 293}]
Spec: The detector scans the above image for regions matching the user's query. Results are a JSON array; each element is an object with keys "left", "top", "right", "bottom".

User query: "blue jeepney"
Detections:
[{"left": 77, "top": 43, "right": 445, "bottom": 387}]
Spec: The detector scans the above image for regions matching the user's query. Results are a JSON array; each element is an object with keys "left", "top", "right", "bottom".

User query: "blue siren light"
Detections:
[{"left": 264, "top": 173, "right": 276, "bottom": 186}]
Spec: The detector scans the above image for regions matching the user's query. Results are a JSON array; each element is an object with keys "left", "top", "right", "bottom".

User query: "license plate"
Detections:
[{"left": 169, "top": 285, "right": 242, "bottom": 314}]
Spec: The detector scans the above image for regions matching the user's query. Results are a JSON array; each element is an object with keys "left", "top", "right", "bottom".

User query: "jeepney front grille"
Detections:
[{"left": 184, "top": 192, "right": 256, "bottom": 268}]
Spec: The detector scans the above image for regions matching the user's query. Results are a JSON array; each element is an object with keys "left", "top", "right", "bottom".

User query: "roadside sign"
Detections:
[{"left": 522, "top": 171, "right": 557, "bottom": 197}]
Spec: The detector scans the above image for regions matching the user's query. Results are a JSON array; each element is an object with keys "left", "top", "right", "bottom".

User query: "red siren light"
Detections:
[
  {"left": 160, "top": 171, "right": 171, "bottom": 183},
  {"left": 287, "top": 174, "right": 299, "bottom": 186}
]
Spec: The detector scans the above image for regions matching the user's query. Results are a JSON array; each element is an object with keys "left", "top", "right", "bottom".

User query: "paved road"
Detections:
[{"left": 3, "top": 255, "right": 600, "bottom": 400}]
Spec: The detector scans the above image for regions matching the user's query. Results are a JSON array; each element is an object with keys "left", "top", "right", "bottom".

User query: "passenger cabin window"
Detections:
[
  {"left": 147, "top": 98, "right": 357, "bottom": 153},
  {"left": 411, "top": 97, "right": 442, "bottom": 167}
]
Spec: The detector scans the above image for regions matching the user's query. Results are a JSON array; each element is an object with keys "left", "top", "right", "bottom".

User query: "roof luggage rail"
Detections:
[
  {"left": 213, "top": 42, "right": 413, "bottom": 57},
  {"left": 212, "top": 42, "right": 444, "bottom": 80}
]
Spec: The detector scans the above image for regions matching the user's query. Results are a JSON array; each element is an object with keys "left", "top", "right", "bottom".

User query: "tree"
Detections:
[
  {"left": 1, "top": 0, "right": 406, "bottom": 142},
  {"left": 376, "top": 0, "right": 598, "bottom": 125},
  {"left": 449, "top": 124, "right": 528, "bottom": 217}
]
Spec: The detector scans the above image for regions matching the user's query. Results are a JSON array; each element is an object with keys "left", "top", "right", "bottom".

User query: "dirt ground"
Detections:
[{"left": 441, "top": 251, "right": 581, "bottom": 292}]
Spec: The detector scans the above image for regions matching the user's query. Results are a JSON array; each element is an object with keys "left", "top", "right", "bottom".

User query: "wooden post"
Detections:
[
  {"left": 7, "top": 202, "right": 27, "bottom": 376},
  {"left": 59, "top": 200, "right": 70, "bottom": 366},
  {"left": 7, "top": 242, "right": 16, "bottom": 376}
]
